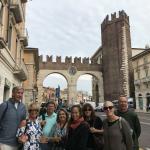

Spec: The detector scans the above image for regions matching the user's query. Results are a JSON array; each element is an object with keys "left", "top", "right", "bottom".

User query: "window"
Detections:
[
  {"left": 143, "top": 57, "right": 148, "bottom": 64},
  {"left": 0, "top": 1, "right": 3, "bottom": 24},
  {"left": 8, "top": 24, "right": 12, "bottom": 50}
]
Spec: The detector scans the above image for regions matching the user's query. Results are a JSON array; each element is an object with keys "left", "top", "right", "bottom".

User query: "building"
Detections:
[
  {"left": 23, "top": 47, "right": 39, "bottom": 105},
  {"left": 132, "top": 49, "right": 150, "bottom": 112},
  {"left": 0, "top": 0, "right": 28, "bottom": 103},
  {"left": 42, "top": 87, "right": 55, "bottom": 102}
]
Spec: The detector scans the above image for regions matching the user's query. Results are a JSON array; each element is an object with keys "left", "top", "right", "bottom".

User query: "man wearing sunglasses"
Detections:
[{"left": 116, "top": 96, "right": 141, "bottom": 150}]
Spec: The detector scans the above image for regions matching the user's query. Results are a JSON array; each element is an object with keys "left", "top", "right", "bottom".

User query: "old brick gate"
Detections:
[{"left": 37, "top": 55, "right": 104, "bottom": 104}]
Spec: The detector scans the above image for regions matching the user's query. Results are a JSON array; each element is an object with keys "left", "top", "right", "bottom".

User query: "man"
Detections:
[
  {"left": 0, "top": 86, "right": 26, "bottom": 150},
  {"left": 40, "top": 101, "right": 57, "bottom": 150},
  {"left": 116, "top": 96, "right": 141, "bottom": 150}
]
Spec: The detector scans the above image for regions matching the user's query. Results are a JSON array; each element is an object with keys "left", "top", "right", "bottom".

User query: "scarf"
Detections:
[{"left": 70, "top": 117, "right": 84, "bottom": 129}]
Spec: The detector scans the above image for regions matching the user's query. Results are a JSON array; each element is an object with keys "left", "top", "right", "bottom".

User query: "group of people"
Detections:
[{"left": 0, "top": 86, "right": 141, "bottom": 150}]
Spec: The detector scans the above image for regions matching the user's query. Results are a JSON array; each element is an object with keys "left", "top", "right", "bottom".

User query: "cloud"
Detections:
[{"left": 26, "top": 0, "right": 150, "bottom": 94}]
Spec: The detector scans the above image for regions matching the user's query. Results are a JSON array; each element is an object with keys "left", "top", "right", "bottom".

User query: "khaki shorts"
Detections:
[{"left": 0, "top": 143, "right": 18, "bottom": 150}]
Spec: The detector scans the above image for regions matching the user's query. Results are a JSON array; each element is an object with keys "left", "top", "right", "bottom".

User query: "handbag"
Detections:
[
  {"left": 92, "top": 118, "right": 104, "bottom": 150},
  {"left": 92, "top": 133, "right": 104, "bottom": 150}
]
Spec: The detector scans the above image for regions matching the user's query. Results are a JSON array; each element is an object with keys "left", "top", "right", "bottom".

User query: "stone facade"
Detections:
[
  {"left": 23, "top": 48, "right": 39, "bottom": 106},
  {"left": 132, "top": 49, "right": 150, "bottom": 112},
  {"left": 38, "top": 56, "right": 104, "bottom": 104},
  {"left": 101, "top": 10, "right": 133, "bottom": 101},
  {"left": 0, "top": 0, "right": 28, "bottom": 103}
]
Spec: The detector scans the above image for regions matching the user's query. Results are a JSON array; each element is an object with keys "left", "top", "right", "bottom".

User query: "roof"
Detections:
[{"left": 131, "top": 49, "right": 150, "bottom": 60}]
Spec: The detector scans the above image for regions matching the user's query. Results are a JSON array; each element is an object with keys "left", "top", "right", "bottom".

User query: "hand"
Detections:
[
  {"left": 40, "top": 120, "right": 46, "bottom": 127},
  {"left": 18, "top": 134, "right": 28, "bottom": 143},
  {"left": 19, "top": 120, "right": 27, "bottom": 128},
  {"left": 51, "top": 136, "right": 61, "bottom": 143},
  {"left": 90, "top": 127, "right": 97, "bottom": 133},
  {"left": 39, "top": 136, "right": 49, "bottom": 143},
  {"left": 54, "top": 136, "right": 61, "bottom": 143}
]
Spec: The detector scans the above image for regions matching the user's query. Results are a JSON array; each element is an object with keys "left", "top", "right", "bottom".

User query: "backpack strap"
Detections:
[{"left": 119, "top": 117, "right": 122, "bottom": 129}]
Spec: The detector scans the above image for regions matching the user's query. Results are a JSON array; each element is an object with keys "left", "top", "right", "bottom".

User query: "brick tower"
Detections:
[{"left": 101, "top": 10, "right": 134, "bottom": 101}]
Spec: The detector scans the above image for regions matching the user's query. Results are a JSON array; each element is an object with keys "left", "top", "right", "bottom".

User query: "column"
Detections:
[{"left": 68, "top": 79, "right": 77, "bottom": 105}]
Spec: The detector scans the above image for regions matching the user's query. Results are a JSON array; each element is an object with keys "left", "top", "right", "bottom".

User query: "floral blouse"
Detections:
[
  {"left": 16, "top": 118, "right": 42, "bottom": 150},
  {"left": 52, "top": 123, "right": 67, "bottom": 137}
]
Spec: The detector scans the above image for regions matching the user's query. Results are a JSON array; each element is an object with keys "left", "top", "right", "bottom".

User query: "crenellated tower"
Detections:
[{"left": 101, "top": 10, "right": 134, "bottom": 100}]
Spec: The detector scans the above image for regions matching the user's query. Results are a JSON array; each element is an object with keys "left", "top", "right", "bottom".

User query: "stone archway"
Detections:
[{"left": 37, "top": 55, "right": 103, "bottom": 104}]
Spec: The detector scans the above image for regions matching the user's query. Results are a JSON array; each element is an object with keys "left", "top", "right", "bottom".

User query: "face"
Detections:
[
  {"left": 47, "top": 103, "right": 55, "bottom": 114},
  {"left": 84, "top": 107, "right": 92, "bottom": 117},
  {"left": 29, "top": 108, "right": 38, "bottom": 120},
  {"left": 103, "top": 101, "right": 114, "bottom": 117},
  {"left": 58, "top": 110, "right": 67, "bottom": 122},
  {"left": 119, "top": 97, "right": 128, "bottom": 112},
  {"left": 12, "top": 89, "right": 24, "bottom": 102},
  {"left": 71, "top": 107, "right": 80, "bottom": 121}
]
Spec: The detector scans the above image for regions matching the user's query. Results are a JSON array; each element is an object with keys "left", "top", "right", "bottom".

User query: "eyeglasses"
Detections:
[
  {"left": 29, "top": 109, "right": 38, "bottom": 112},
  {"left": 103, "top": 106, "right": 114, "bottom": 111},
  {"left": 84, "top": 109, "right": 92, "bottom": 111}
]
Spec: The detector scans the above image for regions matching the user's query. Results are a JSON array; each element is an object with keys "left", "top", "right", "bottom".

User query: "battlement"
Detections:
[
  {"left": 39, "top": 55, "right": 95, "bottom": 65},
  {"left": 101, "top": 10, "right": 129, "bottom": 30}
]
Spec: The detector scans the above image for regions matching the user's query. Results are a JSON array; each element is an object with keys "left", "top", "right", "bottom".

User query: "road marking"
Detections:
[{"left": 140, "top": 121, "right": 150, "bottom": 126}]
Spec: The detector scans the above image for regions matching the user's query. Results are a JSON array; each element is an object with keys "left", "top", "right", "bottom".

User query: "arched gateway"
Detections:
[{"left": 37, "top": 55, "right": 104, "bottom": 104}]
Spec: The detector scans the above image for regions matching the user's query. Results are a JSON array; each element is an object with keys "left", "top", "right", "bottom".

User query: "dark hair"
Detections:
[
  {"left": 46, "top": 101, "right": 56, "bottom": 108},
  {"left": 82, "top": 103, "right": 96, "bottom": 120},
  {"left": 57, "top": 108, "right": 69, "bottom": 123},
  {"left": 68, "top": 105, "right": 82, "bottom": 126}
]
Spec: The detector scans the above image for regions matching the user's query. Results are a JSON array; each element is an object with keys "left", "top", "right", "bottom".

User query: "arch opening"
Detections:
[
  {"left": 42, "top": 73, "right": 68, "bottom": 104},
  {"left": 76, "top": 74, "right": 100, "bottom": 107}
]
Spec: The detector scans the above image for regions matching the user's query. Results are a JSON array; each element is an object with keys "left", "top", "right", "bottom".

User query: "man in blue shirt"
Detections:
[{"left": 40, "top": 101, "right": 57, "bottom": 150}]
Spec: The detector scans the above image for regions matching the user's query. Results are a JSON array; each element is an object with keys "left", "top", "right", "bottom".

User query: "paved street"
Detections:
[{"left": 97, "top": 111, "right": 150, "bottom": 150}]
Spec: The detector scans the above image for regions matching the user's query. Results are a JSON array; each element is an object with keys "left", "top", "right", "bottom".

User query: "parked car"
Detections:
[{"left": 95, "top": 103, "right": 104, "bottom": 112}]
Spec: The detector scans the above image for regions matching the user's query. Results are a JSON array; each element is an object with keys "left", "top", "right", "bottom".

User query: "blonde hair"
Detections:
[
  {"left": 28, "top": 102, "right": 39, "bottom": 112},
  {"left": 103, "top": 101, "right": 114, "bottom": 107}
]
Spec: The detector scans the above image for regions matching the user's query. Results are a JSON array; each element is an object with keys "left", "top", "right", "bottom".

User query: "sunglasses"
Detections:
[
  {"left": 84, "top": 109, "right": 92, "bottom": 111},
  {"left": 103, "top": 106, "right": 114, "bottom": 111}
]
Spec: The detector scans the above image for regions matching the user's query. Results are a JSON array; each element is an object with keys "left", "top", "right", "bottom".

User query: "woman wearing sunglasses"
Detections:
[
  {"left": 16, "top": 102, "right": 42, "bottom": 150},
  {"left": 103, "top": 101, "right": 133, "bottom": 150},
  {"left": 82, "top": 103, "right": 103, "bottom": 150}
]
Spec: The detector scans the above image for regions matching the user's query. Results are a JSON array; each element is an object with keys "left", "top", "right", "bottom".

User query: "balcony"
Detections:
[
  {"left": 0, "top": 24, "right": 6, "bottom": 49},
  {"left": 10, "top": 0, "right": 24, "bottom": 23},
  {"left": 19, "top": 28, "right": 28, "bottom": 46},
  {"left": 14, "top": 59, "right": 28, "bottom": 81}
]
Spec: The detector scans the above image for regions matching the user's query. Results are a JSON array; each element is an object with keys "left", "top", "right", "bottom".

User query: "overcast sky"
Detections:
[{"left": 26, "top": 0, "right": 150, "bottom": 94}]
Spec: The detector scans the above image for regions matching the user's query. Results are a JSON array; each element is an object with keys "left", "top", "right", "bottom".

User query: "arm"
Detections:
[
  {"left": 0, "top": 102, "right": 8, "bottom": 122},
  {"left": 90, "top": 116, "right": 103, "bottom": 134},
  {"left": 122, "top": 119, "right": 133, "bottom": 150},
  {"left": 134, "top": 114, "right": 141, "bottom": 138}
]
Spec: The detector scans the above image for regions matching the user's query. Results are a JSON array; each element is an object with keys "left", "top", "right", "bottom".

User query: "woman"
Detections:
[
  {"left": 82, "top": 103, "right": 103, "bottom": 150},
  {"left": 50, "top": 108, "right": 69, "bottom": 150},
  {"left": 16, "top": 102, "right": 42, "bottom": 150},
  {"left": 103, "top": 101, "right": 133, "bottom": 150},
  {"left": 66, "top": 105, "right": 89, "bottom": 150}
]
